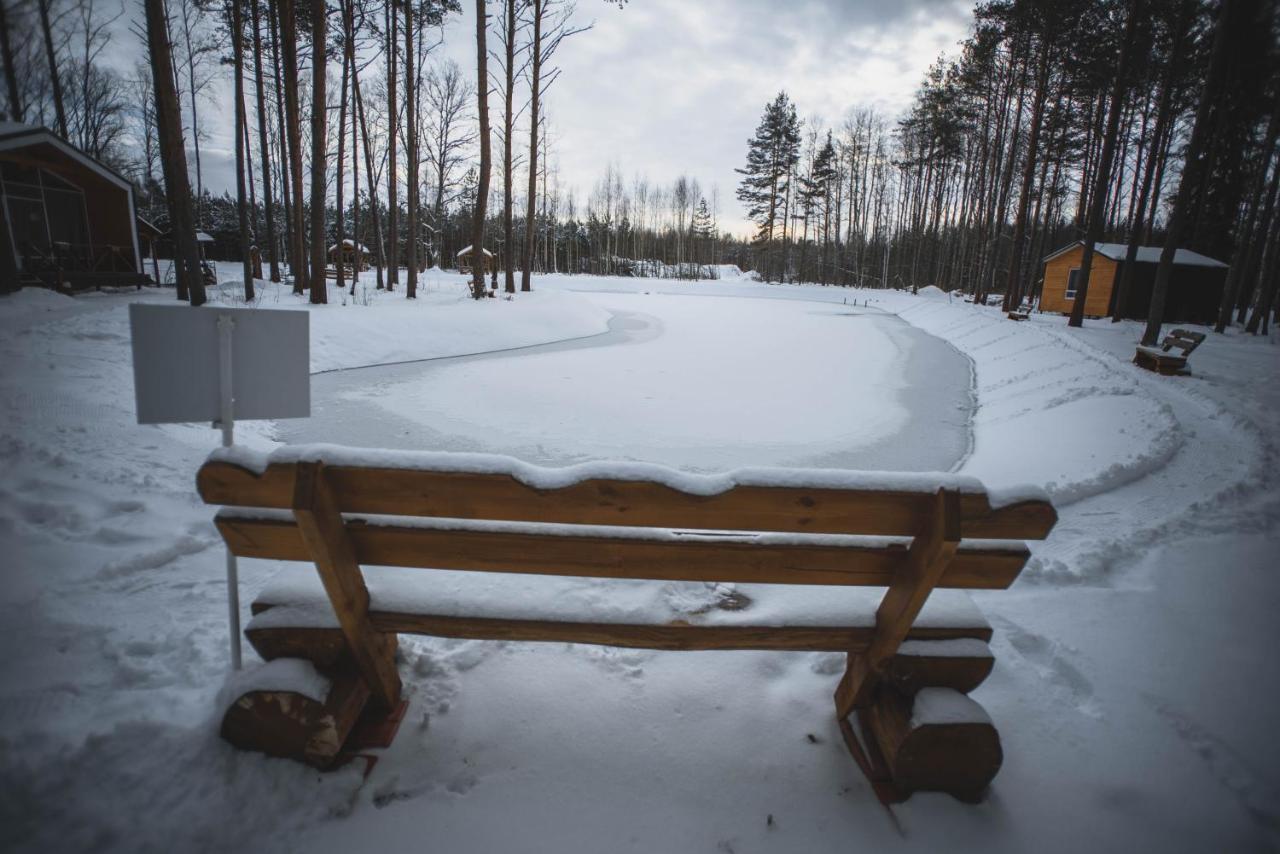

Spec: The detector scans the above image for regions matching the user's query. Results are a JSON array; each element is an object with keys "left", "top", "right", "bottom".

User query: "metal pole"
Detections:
[{"left": 217, "top": 313, "right": 242, "bottom": 670}]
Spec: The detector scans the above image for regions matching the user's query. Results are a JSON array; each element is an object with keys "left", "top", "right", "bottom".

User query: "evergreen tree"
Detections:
[{"left": 736, "top": 91, "right": 801, "bottom": 281}]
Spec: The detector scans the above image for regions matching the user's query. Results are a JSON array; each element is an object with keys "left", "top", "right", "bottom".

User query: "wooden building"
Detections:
[
  {"left": 0, "top": 121, "right": 146, "bottom": 292},
  {"left": 456, "top": 244, "right": 495, "bottom": 275},
  {"left": 1040, "top": 241, "right": 1228, "bottom": 322},
  {"left": 327, "top": 238, "right": 368, "bottom": 272}
]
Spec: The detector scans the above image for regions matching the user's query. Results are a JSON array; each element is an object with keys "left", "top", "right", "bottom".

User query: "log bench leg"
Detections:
[
  {"left": 292, "top": 462, "right": 402, "bottom": 710},
  {"left": 861, "top": 686, "right": 1002, "bottom": 802},
  {"left": 221, "top": 665, "right": 371, "bottom": 768}
]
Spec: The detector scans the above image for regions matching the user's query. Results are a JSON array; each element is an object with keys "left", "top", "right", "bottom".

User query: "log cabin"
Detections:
[
  {"left": 327, "top": 239, "right": 368, "bottom": 273},
  {"left": 456, "top": 244, "right": 495, "bottom": 276},
  {"left": 1039, "top": 241, "right": 1228, "bottom": 322},
  {"left": 0, "top": 121, "right": 147, "bottom": 292}
]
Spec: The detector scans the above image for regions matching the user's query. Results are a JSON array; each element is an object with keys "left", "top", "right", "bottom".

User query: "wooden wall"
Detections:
[{"left": 1040, "top": 245, "right": 1118, "bottom": 317}]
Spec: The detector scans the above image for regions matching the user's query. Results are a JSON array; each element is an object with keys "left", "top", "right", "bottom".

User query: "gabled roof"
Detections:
[
  {"left": 1044, "top": 240, "right": 1228, "bottom": 269},
  {"left": 456, "top": 245, "right": 494, "bottom": 257},
  {"left": 0, "top": 120, "right": 133, "bottom": 194}
]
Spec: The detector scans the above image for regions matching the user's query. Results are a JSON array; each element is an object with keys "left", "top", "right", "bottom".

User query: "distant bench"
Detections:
[
  {"left": 1134, "top": 328, "right": 1206, "bottom": 375},
  {"left": 199, "top": 446, "right": 1056, "bottom": 802}
]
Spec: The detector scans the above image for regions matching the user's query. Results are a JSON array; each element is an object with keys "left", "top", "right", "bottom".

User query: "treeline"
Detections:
[
  {"left": 735, "top": 0, "right": 1280, "bottom": 335},
  {"left": 2, "top": 0, "right": 589, "bottom": 304}
]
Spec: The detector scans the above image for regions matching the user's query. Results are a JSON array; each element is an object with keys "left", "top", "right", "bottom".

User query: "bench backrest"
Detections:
[
  {"left": 199, "top": 448, "right": 1056, "bottom": 710},
  {"left": 1162, "top": 328, "right": 1206, "bottom": 356},
  {"left": 199, "top": 449, "right": 1056, "bottom": 591}
]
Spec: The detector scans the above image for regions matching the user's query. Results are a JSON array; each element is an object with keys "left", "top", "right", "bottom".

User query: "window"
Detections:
[{"left": 1065, "top": 267, "right": 1080, "bottom": 300}]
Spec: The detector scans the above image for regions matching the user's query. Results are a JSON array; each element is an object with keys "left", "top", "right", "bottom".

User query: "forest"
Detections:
[{"left": 1, "top": 0, "right": 1278, "bottom": 334}]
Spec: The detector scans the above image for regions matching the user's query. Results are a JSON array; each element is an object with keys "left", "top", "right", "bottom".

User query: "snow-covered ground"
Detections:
[{"left": 1, "top": 268, "right": 1277, "bottom": 852}]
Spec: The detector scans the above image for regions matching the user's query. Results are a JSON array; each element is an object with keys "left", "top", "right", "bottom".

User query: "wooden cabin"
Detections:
[
  {"left": 1040, "top": 241, "right": 1228, "bottom": 322},
  {"left": 456, "top": 244, "right": 495, "bottom": 275},
  {"left": 327, "top": 238, "right": 368, "bottom": 273},
  {"left": 0, "top": 121, "right": 146, "bottom": 292}
]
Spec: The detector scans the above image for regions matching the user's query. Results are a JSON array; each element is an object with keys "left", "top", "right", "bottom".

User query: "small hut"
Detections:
[
  {"left": 136, "top": 216, "right": 163, "bottom": 285},
  {"left": 1, "top": 121, "right": 146, "bottom": 291},
  {"left": 456, "top": 244, "right": 495, "bottom": 275},
  {"left": 327, "top": 238, "right": 368, "bottom": 273},
  {"left": 1040, "top": 241, "right": 1228, "bottom": 322}
]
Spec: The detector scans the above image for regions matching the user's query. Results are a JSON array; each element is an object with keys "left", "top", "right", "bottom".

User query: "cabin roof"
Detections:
[
  {"left": 1043, "top": 241, "right": 1227, "bottom": 269},
  {"left": 0, "top": 120, "right": 133, "bottom": 193}
]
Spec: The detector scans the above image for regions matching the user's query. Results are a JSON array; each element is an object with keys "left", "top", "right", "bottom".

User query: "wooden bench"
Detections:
[
  {"left": 1134, "top": 328, "right": 1206, "bottom": 375},
  {"left": 198, "top": 446, "right": 1056, "bottom": 801}
]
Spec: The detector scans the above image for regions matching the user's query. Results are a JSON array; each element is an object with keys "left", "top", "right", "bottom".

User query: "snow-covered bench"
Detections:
[
  {"left": 1133, "top": 328, "right": 1206, "bottom": 375},
  {"left": 198, "top": 445, "right": 1056, "bottom": 801}
]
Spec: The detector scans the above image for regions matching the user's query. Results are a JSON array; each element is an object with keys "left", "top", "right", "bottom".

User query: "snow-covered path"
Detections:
[
  {"left": 1, "top": 273, "right": 1277, "bottom": 853},
  {"left": 284, "top": 291, "right": 972, "bottom": 472}
]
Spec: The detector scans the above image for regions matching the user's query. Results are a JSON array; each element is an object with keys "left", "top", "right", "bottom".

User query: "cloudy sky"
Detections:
[{"left": 118, "top": 0, "right": 974, "bottom": 236}]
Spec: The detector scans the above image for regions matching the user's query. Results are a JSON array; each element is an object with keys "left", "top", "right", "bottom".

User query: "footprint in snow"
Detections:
[{"left": 991, "top": 615, "right": 1102, "bottom": 720}]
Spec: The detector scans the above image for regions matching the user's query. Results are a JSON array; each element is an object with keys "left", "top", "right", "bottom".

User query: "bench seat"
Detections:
[
  {"left": 1135, "top": 344, "right": 1184, "bottom": 361},
  {"left": 247, "top": 563, "right": 994, "bottom": 653}
]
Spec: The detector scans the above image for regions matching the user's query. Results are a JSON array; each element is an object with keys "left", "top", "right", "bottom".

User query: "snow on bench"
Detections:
[{"left": 198, "top": 444, "right": 1056, "bottom": 801}]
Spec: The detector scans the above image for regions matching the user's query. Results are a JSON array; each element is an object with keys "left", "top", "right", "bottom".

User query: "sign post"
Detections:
[{"left": 130, "top": 304, "right": 310, "bottom": 669}]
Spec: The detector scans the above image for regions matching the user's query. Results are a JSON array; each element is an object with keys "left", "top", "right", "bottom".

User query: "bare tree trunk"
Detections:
[
  {"left": 1216, "top": 110, "right": 1279, "bottom": 330},
  {"left": 1143, "top": 0, "right": 1237, "bottom": 345},
  {"left": 471, "top": 0, "right": 491, "bottom": 300},
  {"left": 404, "top": 0, "right": 417, "bottom": 298},
  {"left": 279, "top": 0, "right": 308, "bottom": 293},
  {"left": 521, "top": 0, "right": 542, "bottom": 292},
  {"left": 347, "top": 0, "right": 359, "bottom": 297},
  {"left": 230, "top": 0, "right": 254, "bottom": 300},
  {"left": 143, "top": 0, "right": 204, "bottom": 304},
  {"left": 1003, "top": 37, "right": 1051, "bottom": 312},
  {"left": 1069, "top": 0, "right": 1142, "bottom": 328},
  {"left": 386, "top": 0, "right": 398, "bottom": 289},
  {"left": 308, "top": 0, "right": 327, "bottom": 304},
  {"left": 268, "top": 0, "right": 294, "bottom": 277},
  {"left": 0, "top": 1, "right": 23, "bottom": 122},
  {"left": 1115, "top": 0, "right": 1194, "bottom": 321},
  {"left": 501, "top": 0, "right": 516, "bottom": 293},
  {"left": 251, "top": 0, "right": 281, "bottom": 282},
  {"left": 37, "top": 0, "right": 68, "bottom": 137},
  {"left": 335, "top": 1, "right": 350, "bottom": 297},
  {"left": 353, "top": 54, "right": 385, "bottom": 289}
]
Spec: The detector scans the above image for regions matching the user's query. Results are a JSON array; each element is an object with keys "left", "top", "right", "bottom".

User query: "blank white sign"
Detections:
[{"left": 130, "top": 303, "right": 310, "bottom": 424}]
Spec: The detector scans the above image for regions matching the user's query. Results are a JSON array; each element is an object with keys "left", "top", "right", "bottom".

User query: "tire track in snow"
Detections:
[{"left": 892, "top": 299, "right": 1272, "bottom": 585}]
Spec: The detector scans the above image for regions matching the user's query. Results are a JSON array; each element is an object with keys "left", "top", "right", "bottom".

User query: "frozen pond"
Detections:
[{"left": 281, "top": 291, "right": 973, "bottom": 473}]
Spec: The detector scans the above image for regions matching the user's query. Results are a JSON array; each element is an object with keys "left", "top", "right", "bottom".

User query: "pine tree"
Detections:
[{"left": 736, "top": 92, "right": 801, "bottom": 281}]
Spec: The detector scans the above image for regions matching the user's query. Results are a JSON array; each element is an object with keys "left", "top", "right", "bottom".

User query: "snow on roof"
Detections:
[
  {"left": 328, "top": 239, "right": 368, "bottom": 252},
  {"left": 1044, "top": 241, "right": 1227, "bottom": 269},
  {"left": 456, "top": 245, "right": 494, "bottom": 257},
  {"left": 0, "top": 119, "right": 41, "bottom": 139},
  {"left": 0, "top": 120, "right": 134, "bottom": 193},
  {"left": 195, "top": 231, "right": 214, "bottom": 242}
]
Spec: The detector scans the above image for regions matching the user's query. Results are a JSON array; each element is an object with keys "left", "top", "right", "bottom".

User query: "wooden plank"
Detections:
[
  {"left": 291, "top": 462, "right": 402, "bottom": 710},
  {"left": 885, "top": 648, "right": 994, "bottom": 695},
  {"left": 198, "top": 460, "right": 1057, "bottom": 540},
  {"left": 246, "top": 615, "right": 992, "bottom": 657},
  {"left": 216, "top": 514, "right": 1030, "bottom": 589},
  {"left": 835, "top": 490, "right": 961, "bottom": 718}
]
